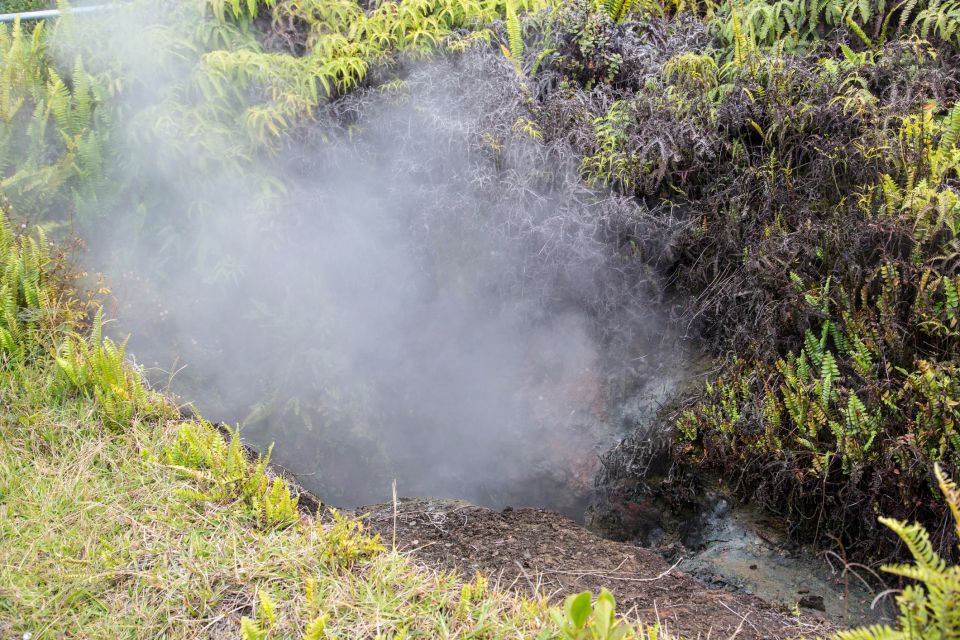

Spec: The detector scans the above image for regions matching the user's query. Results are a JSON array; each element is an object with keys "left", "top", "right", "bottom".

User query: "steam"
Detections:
[{"left": 55, "top": 4, "right": 687, "bottom": 516}]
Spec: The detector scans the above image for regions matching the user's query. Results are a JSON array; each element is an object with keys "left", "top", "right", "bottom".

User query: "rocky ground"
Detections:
[{"left": 347, "top": 497, "right": 835, "bottom": 639}]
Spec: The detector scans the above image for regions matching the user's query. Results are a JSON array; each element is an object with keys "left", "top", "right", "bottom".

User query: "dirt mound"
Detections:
[{"left": 350, "top": 498, "right": 832, "bottom": 639}]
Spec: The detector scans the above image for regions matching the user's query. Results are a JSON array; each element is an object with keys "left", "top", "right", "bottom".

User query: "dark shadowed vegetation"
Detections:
[{"left": 528, "top": 0, "right": 960, "bottom": 563}]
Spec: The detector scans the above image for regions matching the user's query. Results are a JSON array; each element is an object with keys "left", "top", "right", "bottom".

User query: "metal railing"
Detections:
[{"left": 0, "top": 4, "right": 113, "bottom": 24}]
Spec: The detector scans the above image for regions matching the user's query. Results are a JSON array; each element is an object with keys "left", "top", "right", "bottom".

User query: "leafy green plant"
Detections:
[
  {"left": 0, "top": 18, "right": 107, "bottom": 222},
  {"left": 164, "top": 420, "right": 300, "bottom": 529},
  {"left": 835, "top": 464, "right": 960, "bottom": 639},
  {"left": 551, "top": 590, "right": 656, "bottom": 640},
  {"left": 603, "top": 0, "right": 633, "bottom": 23},
  {"left": 239, "top": 617, "right": 268, "bottom": 640},
  {"left": 1, "top": 0, "right": 52, "bottom": 11},
  {"left": 703, "top": 0, "right": 960, "bottom": 55},
  {"left": 239, "top": 591, "right": 278, "bottom": 640},
  {"left": 54, "top": 308, "right": 158, "bottom": 428},
  {"left": 0, "top": 208, "right": 49, "bottom": 357},
  {"left": 196, "top": 0, "right": 553, "bottom": 152},
  {"left": 506, "top": 0, "right": 525, "bottom": 60},
  {"left": 316, "top": 508, "right": 385, "bottom": 568},
  {"left": 207, "top": 0, "right": 276, "bottom": 22}
]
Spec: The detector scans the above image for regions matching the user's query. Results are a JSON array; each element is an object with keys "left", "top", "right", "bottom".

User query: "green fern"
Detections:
[
  {"left": 165, "top": 420, "right": 301, "bottom": 529},
  {"left": 54, "top": 309, "right": 155, "bottom": 428},
  {"left": 303, "top": 616, "right": 328, "bottom": 640},
  {"left": 239, "top": 617, "right": 268, "bottom": 640},
  {"left": 505, "top": 0, "right": 524, "bottom": 61},
  {"left": 834, "top": 465, "right": 960, "bottom": 640},
  {"left": 940, "top": 102, "right": 960, "bottom": 152},
  {"left": 603, "top": 0, "right": 634, "bottom": 22},
  {"left": 0, "top": 209, "right": 51, "bottom": 359},
  {"left": 820, "top": 351, "right": 840, "bottom": 407},
  {"left": 0, "top": 16, "right": 107, "bottom": 221}
]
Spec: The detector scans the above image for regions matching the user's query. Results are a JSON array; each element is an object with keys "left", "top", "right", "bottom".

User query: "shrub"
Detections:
[{"left": 164, "top": 420, "right": 301, "bottom": 529}]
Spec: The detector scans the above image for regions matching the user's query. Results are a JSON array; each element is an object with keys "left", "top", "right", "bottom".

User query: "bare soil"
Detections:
[{"left": 349, "top": 497, "right": 834, "bottom": 640}]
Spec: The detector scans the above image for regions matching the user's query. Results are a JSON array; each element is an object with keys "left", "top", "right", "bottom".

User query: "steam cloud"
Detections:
[{"left": 57, "top": 4, "right": 687, "bottom": 517}]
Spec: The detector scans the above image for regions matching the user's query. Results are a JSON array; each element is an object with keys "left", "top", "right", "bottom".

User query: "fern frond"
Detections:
[
  {"left": 505, "top": 0, "right": 523, "bottom": 61},
  {"left": 604, "top": 0, "right": 633, "bottom": 22},
  {"left": 832, "top": 625, "right": 904, "bottom": 640},
  {"left": 934, "top": 463, "right": 960, "bottom": 541},
  {"left": 941, "top": 102, "right": 960, "bottom": 152},
  {"left": 879, "top": 516, "right": 946, "bottom": 572}
]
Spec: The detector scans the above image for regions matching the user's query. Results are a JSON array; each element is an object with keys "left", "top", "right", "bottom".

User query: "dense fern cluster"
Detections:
[
  {"left": 0, "top": 200, "right": 48, "bottom": 356},
  {"left": 0, "top": 18, "right": 107, "bottom": 225},
  {"left": 165, "top": 421, "right": 300, "bottom": 529},
  {"left": 0, "top": 201, "right": 171, "bottom": 434},
  {"left": 188, "top": 0, "right": 555, "bottom": 151},
  {"left": 555, "top": 0, "right": 960, "bottom": 559}
]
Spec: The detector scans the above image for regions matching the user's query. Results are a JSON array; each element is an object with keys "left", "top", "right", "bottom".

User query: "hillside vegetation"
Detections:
[
  {"left": 5, "top": 0, "right": 960, "bottom": 556},
  {"left": 575, "top": 0, "right": 960, "bottom": 560},
  {"left": 0, "top": 202, "right": 957, "bottom": 640},
  {"left": 0, "top": 204, "right": 643, "bottom": 637},
  {"left": 4, "top": 0, "right": 960, "bottom": 636}
]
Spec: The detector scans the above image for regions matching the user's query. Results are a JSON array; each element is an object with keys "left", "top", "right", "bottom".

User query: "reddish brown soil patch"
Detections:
[{"left": 352, "top": 498, "right": 832, "bottom": 640}]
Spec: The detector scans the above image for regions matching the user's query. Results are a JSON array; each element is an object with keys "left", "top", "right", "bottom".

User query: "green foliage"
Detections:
[
  {"left": 54, "top": 308, "right": 157, "bottom": 428},
  {"left": 0, "top": 0, "right": 51, "bottom": 12},
  {"left": 553, "top": 2, "right": 625, "bottom": 89},
  {"left": 238, "top": 590, "right": 277, "bottom": 640},
  {"left": 207, "top": 0, "right": 276, "bottom": 22},
  {"left": 526, "top": 0, "right": 960, "bottom": 561},
  {"left": 0, "top": 206, "right": 49, "bottom": 358},
  {"left": 506, "top": 0, "right": 524, "bottom": 60},
  {"left": 834, "top": 465, "right": 960, "bottom": 640},
  {"left": 316, "top": 508, "right": 385, "bottom": 568},
  {"left": 675, "top": 137, "right": 960, "bottom": 547},
  {"left": 679, "top": 250, "right": 960, "bottom": 538},
  {"left": 703, "top": 0, "right": 960, "bottom": 54},
  {"left": 662, "top": 52, "right": 720, "bottom": 93},
  {"left": 558, "top": 0, "right": 960, "bottom": 555},
  {"left": 195, "top": 0, "right": 551, "bottom": 151},
  {"left": 164, "top": 420, "right": 300, "bottom": 529},
  {"left": 207, "top": 537, "right": 655, "bottom": 637},
  {"left": 0, "top": 0, "right": 553, "bottom": 242},
  {"left": 551, "top": 589, "right": 658, "bottom": 640},
  {"left": 0, "top": 17, "right": 107, "bottom": 222},
  {"left": 603, "top": 0, "right": 633, "bottom": 23},
  {"left": 581, "top": 100, "right": 636, "bottom": 189}
]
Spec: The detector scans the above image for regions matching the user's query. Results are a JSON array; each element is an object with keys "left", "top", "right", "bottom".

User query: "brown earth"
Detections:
[
  {"left": 347, "top": 497, "right": 834, "bottom": 640},
  {"left": 241, "top": 422, "right": 834, "bottom": 639}
]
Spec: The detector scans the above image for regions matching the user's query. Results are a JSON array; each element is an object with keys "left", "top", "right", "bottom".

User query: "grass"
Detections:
[
  {"left": 0, "top": 152, "right": 956, "bottom": 640},
  {"left": 0, "top": 209, "right": 661, "bottom": 638},
  {"left": 0, "top": 342, "right": 563, "bottom": 637}
]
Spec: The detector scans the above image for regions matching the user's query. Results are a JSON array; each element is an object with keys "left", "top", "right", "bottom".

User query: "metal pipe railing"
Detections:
[{"left": 0, "top": 4, "right": 113, "bottom": 24}]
